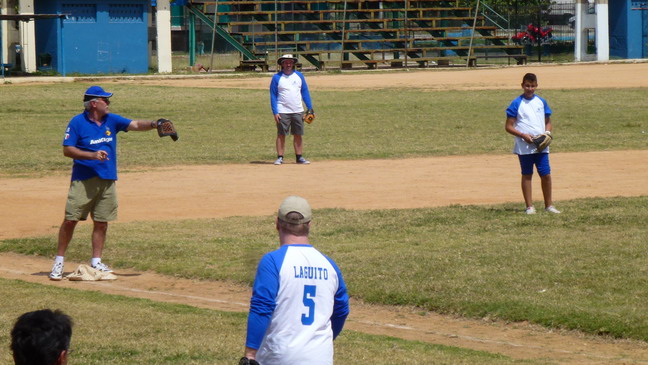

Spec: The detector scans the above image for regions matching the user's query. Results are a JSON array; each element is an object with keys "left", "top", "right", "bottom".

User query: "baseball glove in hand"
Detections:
[
  {"left": 532, "top": 131, "right": 552, "bottom": 151},
  {"left": 304, "top": 109, "right": 315, "bottom": 124},
  {"left": 238, "top": 357, "right": 260, "bottom": 365},
  {"left": 156, "top": 119, "right": 178, "bottom": 141}
]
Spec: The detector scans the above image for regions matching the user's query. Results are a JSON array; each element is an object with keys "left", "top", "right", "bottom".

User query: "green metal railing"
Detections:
[{"left": 185, "top": 3, "right": 258, "bottom": 60}]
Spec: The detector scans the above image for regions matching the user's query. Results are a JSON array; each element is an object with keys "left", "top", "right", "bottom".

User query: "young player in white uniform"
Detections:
[
  {"left": 505, "top": 73, "right": 560, "bottom": 214},
  {"left": 242, "top": 196, "right": 349, "bottom": 365}
]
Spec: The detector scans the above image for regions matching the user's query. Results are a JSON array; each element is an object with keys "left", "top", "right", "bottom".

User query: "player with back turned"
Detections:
[
  {"left": 505, "top": 73, "right": 560, "bottom": 215},
  {"left": 49, "top": 86, "right": 178, "bottom": 280},
  {"left": 240, "top": 196, "right": 350, "bottom": 365}
]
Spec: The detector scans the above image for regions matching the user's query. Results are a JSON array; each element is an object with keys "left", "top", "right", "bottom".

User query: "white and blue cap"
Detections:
[
  {"left": 83, "top": 86, "right": 113, "bottom": 101},
  {"left": 277, "top": 53, "right": 298, "bottom": 65}
]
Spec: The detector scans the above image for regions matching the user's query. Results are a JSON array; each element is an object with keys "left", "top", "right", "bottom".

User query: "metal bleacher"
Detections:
[{"left": 187, "top": 0, "right": 525, "bottom": 71}]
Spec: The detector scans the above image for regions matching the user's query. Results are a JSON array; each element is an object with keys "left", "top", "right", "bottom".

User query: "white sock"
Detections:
[
  {"left": 55, "top": 256, "right": 64, "bottom": 265},
  {"left": 91, "top": 258, "right": 101, "bottom": 266}
]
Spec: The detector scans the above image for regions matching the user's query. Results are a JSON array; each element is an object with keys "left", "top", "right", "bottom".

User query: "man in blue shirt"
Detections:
[
  {"left": 242, "top": 196, "right": 349, "bottom": 365},
  {"left": 49, "top": 86, "right": 163, "bottom": 280}
]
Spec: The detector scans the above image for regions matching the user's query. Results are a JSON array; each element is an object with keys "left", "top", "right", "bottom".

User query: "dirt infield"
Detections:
[
  {"left": 2, "top": 62, "right": 648, "bottom": 363},
  {"left": 125, "top": 61, "right": 648, "bottom": 90},
  {"left": 3, "top": 151, "right": 648, "bottom": 241}
]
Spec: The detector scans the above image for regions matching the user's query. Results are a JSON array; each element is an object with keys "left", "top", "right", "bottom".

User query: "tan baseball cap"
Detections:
[{"left": 278, "top": 196, "right": 312, "bottom": 224}]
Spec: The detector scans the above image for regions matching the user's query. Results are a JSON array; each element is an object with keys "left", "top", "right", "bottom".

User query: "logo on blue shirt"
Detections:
[{"left": 90, "top": 137, "right": 113, "bottom": 145}]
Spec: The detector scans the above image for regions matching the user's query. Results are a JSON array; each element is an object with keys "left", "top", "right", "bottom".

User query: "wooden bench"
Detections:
[
  {"left": 472, "top": 54, "right": 527, "bottom": 66},
  {"left": 235, "top": 59, "right": 269, "bottom": 72}
]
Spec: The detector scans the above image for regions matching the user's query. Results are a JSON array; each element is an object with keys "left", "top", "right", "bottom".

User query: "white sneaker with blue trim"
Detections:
[
  {"left": 92, "top": 261, "right": 114, "bottom": 273},
  {"left": 49, "top": 262, "right": 64, "bottom": 281},
  {"left": 297, "top": 157, "right": 310, "bottom": 164},
  {"left": 545, "top": 206, "right": 561, "bottom": 214}
]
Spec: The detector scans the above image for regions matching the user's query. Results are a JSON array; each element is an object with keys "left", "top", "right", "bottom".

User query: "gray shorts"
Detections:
[
  {"left": 276, "top": 113, "right": 304, "bottom": 136},
  {"left": 64, "top": 177, "right": 118, "bottom": 222}
]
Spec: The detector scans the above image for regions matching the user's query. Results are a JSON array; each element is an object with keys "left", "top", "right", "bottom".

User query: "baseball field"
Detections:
[{"left": 1, "top": 62, "right": 647, "bottom": 364}]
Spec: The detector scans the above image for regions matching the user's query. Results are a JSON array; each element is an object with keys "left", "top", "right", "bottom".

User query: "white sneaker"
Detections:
[
  {"left": 296, "top": 157, "right": 310, "bottom": 164},
  {"left": 49, "top": 262, "right": 64, "bottom": 281},
  {"left": 274, "top": 157, "right": 283, "bottom": 165},
  {"left": 92, "top": 261, "right": 113, "bottom": 273},
  {"left": 525, "top": 207, "right": 536, "bottom": 215},
  {"left": 545, "top": 206, "right": 561, "bottom": 214}
]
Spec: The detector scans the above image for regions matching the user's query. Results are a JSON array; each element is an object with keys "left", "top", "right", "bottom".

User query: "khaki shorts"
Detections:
[{"left": 64, "top": 177, "right": 118, "bottom": 222}]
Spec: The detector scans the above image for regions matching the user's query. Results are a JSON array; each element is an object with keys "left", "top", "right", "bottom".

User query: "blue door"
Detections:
[
  {"left": 36, "top": 0, "right": 149, "bottom": 74},
  {"left": 62, "top": 1, "right": 149, "bottom": 74}
]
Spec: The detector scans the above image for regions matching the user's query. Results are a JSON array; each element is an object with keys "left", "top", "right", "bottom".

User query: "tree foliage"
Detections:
[
  {"left": 461, "top": 0, "right": 559, "bottom": 28},
  {"left": 462, "top": 0, "right": 554, "bottom": 16}
]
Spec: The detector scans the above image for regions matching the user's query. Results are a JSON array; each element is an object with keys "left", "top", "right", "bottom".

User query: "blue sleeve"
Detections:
[
  {"left": 270, "top": 73, "right": 281, "bottom": 115},
  {"left": 245, "top": 250, "right": 283, "bottom": 350},
  {"left": 297, "top": 71, "right": 313, "bottom": 110},
  {"left": 505, "top": 96, "right": 521, "bottom": 118},
  {"left": 63, "top": 119, "right": 78, "bottom": 147},
  {"left": 325, "top": 256, "right": 349, "bottom": 339},
  {"left": 537, "top": 95, "right": 552, "bottom": 116},
  {"left": 110, "top": 114, "right": 132, "bottom": 133}
]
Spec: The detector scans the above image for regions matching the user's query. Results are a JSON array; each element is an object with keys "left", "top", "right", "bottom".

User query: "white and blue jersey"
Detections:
[
  {"left": 506, "top": 94, "right": 552, "bottom": 155},
  {"left": 270, "top": 71, "right": 313, "bottom": 115},
  {"left": 246, "top": 244, "right": 349, "bottom": 365},
  {"left": 63, "top": 111, "right": 131, "bottom": 181}
]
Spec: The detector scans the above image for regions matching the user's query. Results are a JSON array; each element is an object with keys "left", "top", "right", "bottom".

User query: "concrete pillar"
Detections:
[
  {"left": 156, "top": 0, "right": 173, "bottom": 73},
  {"left": 18, "top": 0, "right": 36, "bottom": 72},
  {"left": 574, "top": 0, "right": 584, "bottom": 61},
  {"left": 595, "top": 0, "right": 609, "bottom": 61},
  {"left": 1, "top": 4, "right": 8, "bottom": 65}
]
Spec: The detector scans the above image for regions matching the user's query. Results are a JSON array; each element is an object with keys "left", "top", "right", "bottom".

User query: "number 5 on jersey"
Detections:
[{"left": 302, "top": 285, "right": 316, "bottom": 325}]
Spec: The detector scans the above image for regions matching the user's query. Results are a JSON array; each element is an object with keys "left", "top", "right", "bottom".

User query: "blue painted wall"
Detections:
[
  {"left": 35, "top": 0, "right": 149, "bottom": 74},
  {"left": 610, "top": 0, "right": 648, "bottom": 58}
]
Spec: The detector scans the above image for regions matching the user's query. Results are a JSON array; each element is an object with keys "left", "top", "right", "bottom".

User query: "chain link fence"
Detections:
[{"left": 465, "top": 0, "right": 576, "bottom": 60}]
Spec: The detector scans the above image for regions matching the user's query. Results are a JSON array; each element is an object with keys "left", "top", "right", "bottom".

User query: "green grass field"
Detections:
[
  {"left": 1, "top": 83, "right": 646, "bottom": 175},
  {"left": 0, "top": 279, "right": 517, "bottom": 364},
  {"left": 0, "top": 80, "right": 646, "bottom": 363}
]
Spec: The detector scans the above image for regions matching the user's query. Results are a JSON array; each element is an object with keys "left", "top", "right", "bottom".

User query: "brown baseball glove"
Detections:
[
  {"left": 156, "top": 119, "right": 178, "bottom": 141},
  {"left": 532, "top": 131, "right": 552, "bottom": 151},
  {"left": 304, "top": 109, "right": 315, "bottom": 124},
  {"left": 238, "top": 357, "right": 260, "bottom": 365}
]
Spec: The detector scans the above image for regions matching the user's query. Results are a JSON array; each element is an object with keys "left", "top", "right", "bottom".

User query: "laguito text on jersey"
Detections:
[{"left": 293, "top": 266, "right": 329, "bottom": 280}]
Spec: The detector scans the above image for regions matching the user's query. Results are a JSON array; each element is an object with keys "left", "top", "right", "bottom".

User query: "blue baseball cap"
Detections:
[{"left": 84, "top": 86, "right": 113, "bottom": 101}]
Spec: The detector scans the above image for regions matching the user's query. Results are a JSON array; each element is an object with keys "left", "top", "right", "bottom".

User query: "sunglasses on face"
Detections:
[{"left": 94, "top": 98, "right": 110, "bottom": 105}]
